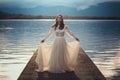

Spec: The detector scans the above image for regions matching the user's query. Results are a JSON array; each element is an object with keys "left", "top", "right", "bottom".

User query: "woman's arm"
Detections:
[
  {"left": 41, "top": 26, "right": 55, "bottom": 43},
  {"left": 65, "top": 25, "right": 79, "bottom": 41}
]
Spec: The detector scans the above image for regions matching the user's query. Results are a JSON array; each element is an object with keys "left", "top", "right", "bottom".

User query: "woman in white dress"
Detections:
[{"left": 35, "top": 15, "right": 80, "bottom": 73}]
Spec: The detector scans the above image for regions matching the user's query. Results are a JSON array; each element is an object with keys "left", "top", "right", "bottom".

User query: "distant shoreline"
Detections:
[
  {"left": 0, "top": 19, "right": 120, "bottom": 21},
  {"left": 1, "top": 17, "right": 120, "bottom": 20},
  {"left": 0, "top": 11, "right": 120, "bottom": 20},
  {"left": 1, "top": 16, "right": 120, "bottom": 20}
]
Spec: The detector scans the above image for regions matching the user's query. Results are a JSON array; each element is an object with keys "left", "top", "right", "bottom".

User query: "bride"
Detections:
[{"left": 35, "top": 15, "right": 80, "bottom": 73}]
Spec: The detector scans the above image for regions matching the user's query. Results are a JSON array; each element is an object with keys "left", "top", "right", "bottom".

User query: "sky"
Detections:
[
  {"left": 0, "top": 0, "right": 119, "bottom": 10},
  {"left": 0, "top": 0, "right": 120, "bottom": 16}
]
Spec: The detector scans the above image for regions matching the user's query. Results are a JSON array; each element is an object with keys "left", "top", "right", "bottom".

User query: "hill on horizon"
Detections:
[{"left": 0, "top": 1, "right": 120, "bottom": 17}]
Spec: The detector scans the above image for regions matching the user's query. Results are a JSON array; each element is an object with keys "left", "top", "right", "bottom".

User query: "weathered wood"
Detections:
[
  {"left": 17, "top": 48, "right": 106, "bottom": 80},
  {"left": 74, "top": 48, "right": 106, "bottom": 80},
  {"left": 37, "top": 71, "right": 80, "bottom": 80}
]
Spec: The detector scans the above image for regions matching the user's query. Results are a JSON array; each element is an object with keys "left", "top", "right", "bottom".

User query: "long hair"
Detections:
[{"left": 52, "top": 15, "right": 64, "bottom": 30}]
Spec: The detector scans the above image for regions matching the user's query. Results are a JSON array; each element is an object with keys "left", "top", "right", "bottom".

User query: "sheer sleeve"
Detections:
[
  {"left": 43, "top": 26, "right": 55, "bottom": 41},
  {"left": 65, "top": 25, "right": 77, "bottom": 40}
]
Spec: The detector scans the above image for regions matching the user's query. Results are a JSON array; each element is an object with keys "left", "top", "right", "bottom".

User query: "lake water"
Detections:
[{"left": 0, "top": 19, "right": 120, "bottom": 80}]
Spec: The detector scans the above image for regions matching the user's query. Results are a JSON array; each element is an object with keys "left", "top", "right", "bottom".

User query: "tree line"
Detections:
[{"left": 0, "top": 11, "right": 120, "bottom": 20}]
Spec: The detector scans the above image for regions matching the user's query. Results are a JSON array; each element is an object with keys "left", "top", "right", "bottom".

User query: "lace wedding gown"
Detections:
[{"left": 35, "top": 25, "right": 80, "bottom": 73}]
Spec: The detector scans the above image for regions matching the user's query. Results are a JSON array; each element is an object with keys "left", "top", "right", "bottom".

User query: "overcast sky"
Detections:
[{"left": 0, "top": 0, "right": 120, "bottom": 10}]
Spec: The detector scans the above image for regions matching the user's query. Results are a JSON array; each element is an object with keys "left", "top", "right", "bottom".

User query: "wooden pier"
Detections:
[{"left": 18, "top": 47, "right": 106, "bottom": 80}]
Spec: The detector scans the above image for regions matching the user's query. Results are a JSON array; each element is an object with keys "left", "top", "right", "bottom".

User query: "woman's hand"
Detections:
[
  {"left": 41, "top": 39, "right": 45, "bottom": 43},
  {"left": 75, "top": 38, "right": 80, "bottom": 42}
]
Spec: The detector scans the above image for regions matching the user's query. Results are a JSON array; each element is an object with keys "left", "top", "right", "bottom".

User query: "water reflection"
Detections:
[
  {"left": 0, "top": 26, "right": 36, "bottom": 80},
  {"left": 89, "top": 47, "right": 120, "bottom": 79}
]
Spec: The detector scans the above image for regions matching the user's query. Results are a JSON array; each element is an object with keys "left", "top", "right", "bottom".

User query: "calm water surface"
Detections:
[{"left": 0, "top": 19, "right": 120, "bottom": 80}]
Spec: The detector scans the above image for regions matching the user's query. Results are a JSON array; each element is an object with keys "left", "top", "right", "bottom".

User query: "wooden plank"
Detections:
[
  {"left": 17, "top": 48, "right": 106, "bottom": 80},
  {"left": 74, "top": 48, "right": 106, "bottom": 80}
]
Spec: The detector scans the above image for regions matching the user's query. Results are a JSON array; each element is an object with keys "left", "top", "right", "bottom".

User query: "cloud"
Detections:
[
  {"left": 0, "top": 0, "right": 120, "bottom": 10},
  {"left": 74, "top": 0, "right": 120, "bottom": 10}
]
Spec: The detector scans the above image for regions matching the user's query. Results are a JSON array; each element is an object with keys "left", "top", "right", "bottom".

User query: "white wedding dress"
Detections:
[{"left": 35, "top": 25, "right": 80, "bottom": 73}]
